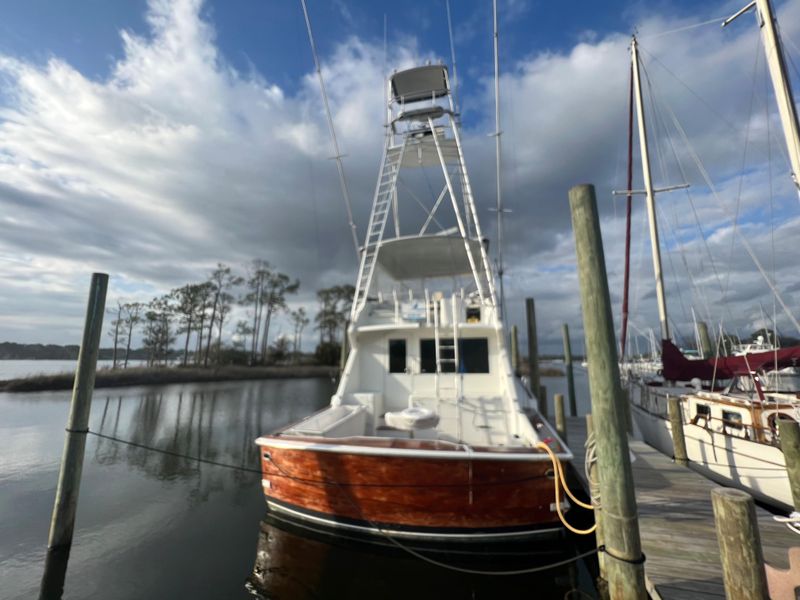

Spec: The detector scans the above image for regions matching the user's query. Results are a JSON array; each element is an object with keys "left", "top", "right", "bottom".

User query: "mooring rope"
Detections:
[{"left": 536, "top": 442, "right": 597, "bottom": 536}]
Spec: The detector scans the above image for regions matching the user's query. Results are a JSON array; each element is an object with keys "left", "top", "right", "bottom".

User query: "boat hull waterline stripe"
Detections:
[{"left": 264, "top": 496, "right": 564, "bottom": 541}]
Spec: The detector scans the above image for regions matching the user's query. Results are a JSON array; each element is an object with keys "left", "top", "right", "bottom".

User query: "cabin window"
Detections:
[
  {"left": 460, "top": 338, "right": 490, "bottom": 373},
  {"left": 420, "top": 339, "right": 454, "bottom": 373},
  {"left": 696, "top": 404, "right": 710, "bottom": 418},
  {"left": 389, "top": 339, "right": 407, "bottom": 373},
  {"left": 466, "top": 306, "right": 481, "bottom": 323},
  {"left": 722, "top": 410, "right": 743, "bottom": 430},
  {"left": 419, "top": 338, "right": 489, "bottom": 374}
]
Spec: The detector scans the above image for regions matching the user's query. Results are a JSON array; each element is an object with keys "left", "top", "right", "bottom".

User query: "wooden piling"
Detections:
[
  {"left": 711, "top": 488, "right": 769, "bottom": 600},
  {"left": 778, "top": 416, "right": 800, "bottom": 511},
  {"left": 562, "top": 323, "right": 578, "bottom": 416},
  {"left": 525, "top": 297, "right": 541, "bottom": 400},
  {"left": 697, "top": 321, "right": 713, "bottom": 359},
  {"left": 667, "top": 395, "right": 688, "bottom": 466},
  {"left": 569, "top": 184, "right": 645, "bottom": 599},
  {"left": 621, "top": 386, "right": 633, "bottom": 434},
  {"left": 47, "top": 273, "right": 108, "bottom": 549},
  {"left": 510, "top": 324, "right": 520, "bottom": 376},
  {"left": 586, "top": 414, "right": 606, "bottom": 579},
  {"left": 539, "top": 384, "right": 548, "bottom": 419},
  {"left": 554, "top": 393, "right": 567, "bottom": 442}
]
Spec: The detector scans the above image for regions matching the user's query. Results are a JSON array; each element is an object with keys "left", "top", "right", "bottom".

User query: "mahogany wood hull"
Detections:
[{"left": 257, "top": 438, "right": 565, "bottom": 540}]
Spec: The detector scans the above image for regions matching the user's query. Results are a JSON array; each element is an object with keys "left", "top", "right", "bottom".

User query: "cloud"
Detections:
[{"left": 0, "top": 0, "right": 799, "bottom": 356}]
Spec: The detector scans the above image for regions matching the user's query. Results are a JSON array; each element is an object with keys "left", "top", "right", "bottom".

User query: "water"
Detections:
[
  {"left": 541, "top": 362, "right": 591, "bottom": 417},
  {"left": 1, "top": 375, "right": 597, "bottom": 599},
  {"left": 0, "top": 360, "right": 148, "bottom": 379}
]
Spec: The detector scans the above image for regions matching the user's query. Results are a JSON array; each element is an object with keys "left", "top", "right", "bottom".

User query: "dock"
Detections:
[{"left": 566, "top": 416, "right": 796, "bottom": 600}]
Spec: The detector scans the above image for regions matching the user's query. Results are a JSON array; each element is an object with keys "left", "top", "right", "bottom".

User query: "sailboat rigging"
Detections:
[{"left": 624, "top": 0, "right": 800, "bottom": 513}]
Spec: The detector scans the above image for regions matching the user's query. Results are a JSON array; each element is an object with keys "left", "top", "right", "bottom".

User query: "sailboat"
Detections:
[
  {"left": 624, "top": 0, "right": 800, "bottom": 512},
  {"left": 255, "top": 63, "right": 573, "bottom": 540}
]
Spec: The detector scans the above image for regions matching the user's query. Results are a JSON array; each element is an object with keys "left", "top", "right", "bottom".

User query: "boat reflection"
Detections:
[{"left": 246, "top": 515, "right": 597, "bottom": 599}]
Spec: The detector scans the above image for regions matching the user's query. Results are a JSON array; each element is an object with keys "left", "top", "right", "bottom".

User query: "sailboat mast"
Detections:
[
  {"left": 631, "top": 36, "right": 670, "bottom": 342},
  {"left": 755, "top": 0, "right": 800, "bottom": 195},
  {"left": 492, "top": 0, "right": 505, "bottom": 320}
]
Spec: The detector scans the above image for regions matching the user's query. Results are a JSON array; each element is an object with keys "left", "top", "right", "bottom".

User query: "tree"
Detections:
[
  {"left": 258, "top": 271, "right": 299, "bottom": 364},
  {"left": 204, "top": 264, "right": 243, "bottom": 367},
  {"left": 215, "top": 291, "right": 236, "bottom": 362},
  {"left": 122, "top": 302, "right": 143, "bottom": 368},
  {"left": 244, "top": 259, "right": 271, "bottom": 365},
  {"left": 233, "top": 319, "right": 253, "bottom": 352},
  {"left": 107, "top": 300, "right": 127, "bottom": 369},
  {"left": 290, "top": 307, "right": 310, "bottom": 358},
  {"left": 142, "top": 295, "right": 174, "bottom": 366},
  {"left": 314, "top": 284, "right": 355, "bottom": 345},
  {"left": 193, "top": 282, "right": 214, "bottom": 365},
  {"left": 173, "top": 284, "right": 205, "bottom": 366},
  {"left": 269, "top": 334, "right": 292, "bottom": 363}
]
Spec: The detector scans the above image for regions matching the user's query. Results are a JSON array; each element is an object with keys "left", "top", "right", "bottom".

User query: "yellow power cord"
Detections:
[{"left": 536, "top": 441, "right": 597, "bottom": 535}]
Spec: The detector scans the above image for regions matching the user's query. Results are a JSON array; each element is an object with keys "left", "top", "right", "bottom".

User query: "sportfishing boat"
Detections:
[
  {"left": 623, "top": 0, "right": 800, "bottom": 512},
  {"left": 255, "top": 63, "right": 572, "bottom": 540}
]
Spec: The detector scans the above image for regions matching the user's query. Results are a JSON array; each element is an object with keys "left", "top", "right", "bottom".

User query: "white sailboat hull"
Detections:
[{"left": 631, "top": 400, "right": 792, "bottom": 511}]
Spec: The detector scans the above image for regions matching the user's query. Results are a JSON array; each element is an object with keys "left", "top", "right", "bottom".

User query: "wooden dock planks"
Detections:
[{"left": 566, "top": 416, "right": 796, "bottom": 600}]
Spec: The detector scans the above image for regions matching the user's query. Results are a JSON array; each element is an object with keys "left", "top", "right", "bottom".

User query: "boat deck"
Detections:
[
  {"left": 566, "top": 416, "right": 795, "bottom": 600},
  {"left": 378, "top": 396, "right": 526, "bottom": 448}
]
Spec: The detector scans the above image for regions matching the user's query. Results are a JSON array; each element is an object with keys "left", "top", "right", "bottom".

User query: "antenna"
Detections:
[
  {"left": 299, "top": 0, "right": 360, "bottom": 259},
  {"left": 445, "top": 0, "right": 460, "bottom": 112},
  {"left": 492, "top": 0, "right": 507, "bottom": 320}
]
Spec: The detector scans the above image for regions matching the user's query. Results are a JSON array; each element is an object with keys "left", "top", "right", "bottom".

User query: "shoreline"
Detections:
[{"left": 0, "top": 364, "right": 339, "bottom": 393}]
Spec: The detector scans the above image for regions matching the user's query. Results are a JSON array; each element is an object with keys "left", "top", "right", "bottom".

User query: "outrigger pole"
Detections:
[
  {"left": 491, "top": 0, "right": 508, "bottom": 320},
  {"left": 299, "top": 0, "right": 360, "bottom": 259}
]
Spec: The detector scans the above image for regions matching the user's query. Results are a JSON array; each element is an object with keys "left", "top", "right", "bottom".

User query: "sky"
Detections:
[{"left": 0, "top": 0, "right": 799, "bottom": 354}]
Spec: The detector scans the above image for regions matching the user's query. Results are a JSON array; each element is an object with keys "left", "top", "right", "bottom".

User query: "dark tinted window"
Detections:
[
  {"left": 696, "top": 404, "right": 710, "bottom": 417},
  {"left": 460, "top": 338, "right": 489, "bottom": 373},
  {"left": 389, "top": 339, "right": 406, "bottom": 373},
  {"left": 419, "top": 338, "right": 488, "bottom": 374},
  {"left": 420, "top": 339, "right": 455, "bottom": 373}
]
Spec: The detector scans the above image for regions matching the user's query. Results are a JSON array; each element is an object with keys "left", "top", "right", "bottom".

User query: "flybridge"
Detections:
[{"left": 351, "top": 63, "right": 497, "bottom": 319}]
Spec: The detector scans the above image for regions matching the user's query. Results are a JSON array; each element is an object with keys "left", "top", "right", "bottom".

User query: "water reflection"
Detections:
[
  {"left": 0, "top": 378, "right": 333, "bottom": 600},
  {"left": 246, "top": 515, "right": 598, "bottom": 599},
  {"left": 90, "top": 385, "right": 289, "bottom": 489}
]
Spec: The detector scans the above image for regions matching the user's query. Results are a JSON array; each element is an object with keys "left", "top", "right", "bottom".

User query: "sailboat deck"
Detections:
[
  {"left": 567, "top": 417, "right": 794, "bottom": 600},
  {"left": 377, "top": 396, "right": 526, "bottom": 448}
]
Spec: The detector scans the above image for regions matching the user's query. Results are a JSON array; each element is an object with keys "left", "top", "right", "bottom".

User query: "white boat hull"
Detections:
[{"left": 631, "top": 400, "right": 792, "bottom": 511}]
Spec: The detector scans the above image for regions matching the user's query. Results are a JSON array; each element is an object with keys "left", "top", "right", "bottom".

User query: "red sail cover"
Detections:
[{"left": 661, "top": 339, "right": 800, "bottom": 381}]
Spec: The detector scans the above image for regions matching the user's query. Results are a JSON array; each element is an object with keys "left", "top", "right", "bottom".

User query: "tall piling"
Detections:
[
  {"left": 697, "top": 321, "right": 713, "bottom": 359},
  {"left": 525, "top": 297, "right": 541, "bottom": 401},
  {"left": 569, "top": 184, "right": 645, "bottom": 599},
  {"left": 554, "top": 393, "right": 567, "bottom": 443},
  {"left": 539, "top": 384, "right": 548, "bottom": 419},
  {"left": 711, "top": 488, "right": 769, "bottom": 600},
  {"left": 562, "top": 323, "right": 578, "bottom": 416},
  {"left": 510, "top": 325, "right": 520, "bottom": 376},
  {"left": 667, "top": 396, "right": 688, "bottom": 466},
  {"left": 778, "top": 416, "right": 800, "bottom": 511},
  {"left": 47, "top": 273, "right": 108, "bottom": 549}
]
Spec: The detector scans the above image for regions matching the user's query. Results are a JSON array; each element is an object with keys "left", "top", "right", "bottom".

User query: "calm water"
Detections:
[
  {"left": 0, "top": 360, "right": 148, "bottom": 379},
  {"left": 1, "top": 371, "right": 595, "bottom": 600}
]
